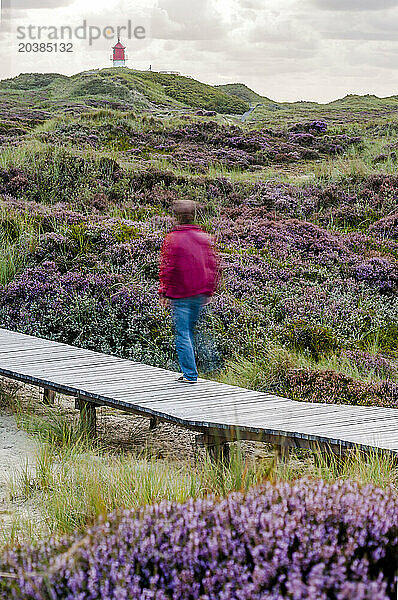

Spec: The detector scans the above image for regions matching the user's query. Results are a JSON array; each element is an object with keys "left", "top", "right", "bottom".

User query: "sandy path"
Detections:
[
  {"left": 0, "top": 412, "right": 37, "bottom": 535},
  {"left": 0, "top": 413, "right": 37, "bottom": 490}
]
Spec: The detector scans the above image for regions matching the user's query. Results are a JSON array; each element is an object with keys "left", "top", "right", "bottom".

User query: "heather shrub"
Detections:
[
  {"left": 0, "top": 167, "right": 29, "bottom": 196},
  {"left": 1, "top": 480, "right": 397, "bottom": 599},
  {"left": 1, "top": 146, "right": 126, "bottom": 207},
  {"left": 266, "top": 279, "right": 398, "bottom": 354},
  {"left": 280, "top": 318, "right": 340, "bottom": 359},
  {"left": 24, "top": 148, "right": 102, "bottom": 205},
  {"left": 0, "top": 196, "right": 89, "bottom": 233},
  {"left": 341, "top": 349, "right": 398, "bottom": 380},
  {"left": 33, "top": 232, "right": 77, "bottom": 263},
  {"left": 353, "top": 257, "right": 398, "bottom": 293},
  {"left": 219, "top": 347, "right": 398, "bottom": 408},
  {"left": 284, "top": 368, "right": 398, "bottom": 407},
  {"left": 0, "top": 262, "right": 171, "bottom": 360},
  {"left": 370, "top": 212, "right": 398, "bottom": 240}
]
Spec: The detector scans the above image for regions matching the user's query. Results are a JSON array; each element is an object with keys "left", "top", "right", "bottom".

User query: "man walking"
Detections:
[{"left": 159, "top": 200, "right": 219, "bottom": 383}]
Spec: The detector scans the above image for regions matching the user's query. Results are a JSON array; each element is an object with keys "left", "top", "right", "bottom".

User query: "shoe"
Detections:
[{"left": 176, "top": 375, "right": 197, "bottom": 384}]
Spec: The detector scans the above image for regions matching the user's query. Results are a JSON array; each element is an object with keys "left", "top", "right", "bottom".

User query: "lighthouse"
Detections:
[{"left": 111, "top": 37, "right": 127, "bottom": 67}]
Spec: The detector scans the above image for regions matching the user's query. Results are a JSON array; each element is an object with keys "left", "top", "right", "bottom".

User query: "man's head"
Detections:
[{"left": 172, "top": 199, "right": 196, "bottom": 225}]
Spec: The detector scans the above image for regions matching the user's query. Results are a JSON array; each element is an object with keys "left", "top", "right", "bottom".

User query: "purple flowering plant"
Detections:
[{"left": 1, "top": 479, "right": 397, "bottom": 600}]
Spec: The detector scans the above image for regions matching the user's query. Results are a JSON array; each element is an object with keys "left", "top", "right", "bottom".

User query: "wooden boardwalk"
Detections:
[{"left": 0, "top": 328, "right": 397, "bottom": 457}]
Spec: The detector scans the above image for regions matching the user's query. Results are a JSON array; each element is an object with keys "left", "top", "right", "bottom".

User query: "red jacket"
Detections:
[{"left": 159, "top": 225, "right": 219, "bottom": 299}]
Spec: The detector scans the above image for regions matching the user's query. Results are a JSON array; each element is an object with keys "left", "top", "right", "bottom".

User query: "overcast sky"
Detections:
[{"left": 1, "top": 0, "right": 398, "bottom": 102}]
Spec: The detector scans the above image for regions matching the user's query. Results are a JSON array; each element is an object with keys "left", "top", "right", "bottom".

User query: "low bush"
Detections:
[
  {"left": 280, "top": 318, "right": 340, "bottom": 359},
  {"left": 285, "top": 368, "right": 398, "bottom": 407},
  {"left": 1, "top": 479, "right": 397, "bottom": 599}
]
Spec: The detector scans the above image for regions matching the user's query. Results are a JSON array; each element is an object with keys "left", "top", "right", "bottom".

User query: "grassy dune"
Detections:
[{"left": 0, "top": 70, "right": 398, "bottom": 598}]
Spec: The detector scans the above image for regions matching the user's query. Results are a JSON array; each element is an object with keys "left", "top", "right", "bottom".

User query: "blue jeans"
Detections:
[{"left": 170, "top": 295, "right": 206, "bottom": 382}]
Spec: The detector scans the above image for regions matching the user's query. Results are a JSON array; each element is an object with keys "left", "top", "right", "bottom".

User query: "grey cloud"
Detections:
[
  {"left": 313, "top": 0, "right": 398, "bottom": 10},
  {"left": 248, "top": 22, "right": 319, "bottom": 47},
  {"left": 246, "top": 10, "right": 320, "bottom": 52},
  {"left": 318, "top": 7, "right": 398, "bottom": 39},
  {"left": 3, "top": 0, "right": 73, "bottom": 8},
  {"left": 1, "top": 0, "right": 74, "bottom": 26},
  {"left": 323, "top": 30, "right": 398, "bottom": 39},
  {"left": 248, "top": 23, "right": 295, "bottom": 43},
  {"left": 151, "top": 0, "right": 227, "bottom": 40},
  {"left": 239, "top": 0, "right": 266, "bottom": 8}
]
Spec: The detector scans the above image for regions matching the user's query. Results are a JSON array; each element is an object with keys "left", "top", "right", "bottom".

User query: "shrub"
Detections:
[
  {"left": 1, "top": 479, "right": 397, "bottom": 599},
  {"left": 353, "top": 257, "right": 398, "bottom": 294},
  {"left": 280, "top": 318, "right": 340, "bottom": 359},
  {"left": 284, "top": 368, "right": 398, "bottom": 407},
  {"left": 0, "top": 168, "right": 29, "bottom": 196},
  {"left": 370, "top": 212, "right": 398, "bottom": 240},
  {"left": 341, "top": 349, "right": 398, "bottom": 380}
]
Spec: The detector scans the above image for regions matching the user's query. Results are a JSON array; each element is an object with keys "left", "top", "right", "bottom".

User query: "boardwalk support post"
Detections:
[
  {"left": 43, "top": 388, "right": 55, "bottom": 405},
  {"left": 75, "top": 397, "right": 97, "bottom": 437},
  {"left": 197, "top": 432, "right": 230, "bottom": 466},
  {"left": 149, "top": 417, "right": 158, "bottom": 430},
  {"left": 274, "top": 437, "right": 290, "bottom": 463}
]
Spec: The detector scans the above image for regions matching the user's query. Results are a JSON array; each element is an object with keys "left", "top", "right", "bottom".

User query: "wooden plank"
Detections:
[
  {"left": 82, "top": 386, "right": 252, "bottom": 410},
  {"left": 65, "top": 376, "right": 251, "bottom": 392},
  {"left": 0, "top": 343, "right": 79, "bottom": 353},
  {"left": 74, "top": 380, "right": 260, "bottom": 396},
  {"left": 127, "top": 400, "right": 342, "bottom": 419},
  {"left": 0, "top": 351, "right": 137, "bottom": 368},
  {"left": 0, "top": 358, "right": 128, "bottom": 371},
  {"left": 16, "top": 364, "right": 174, "bottom": 380},
  {"left": 0, "top": 344, "right": 136, "bottom": 365},
  {"left": 108, "top": 388, "right": 262, "bottom": 404},
  {"left": 0, "top": 348, "right": 127, "bottom": 362},
  {"left": 115, "top": 395, "right": 294, "bottom": 411},
  {"left": 247, "top": 411, "right": 398, "bottom": 426},
  {"left": 231, "top": 403, "right": 398, "bottom": 421},
  {"left": 0, "top": 367, "right": 176, "bottom": 387},
  {"left": 314, "top": 423, "right": 398, "bottom": 436},
  {"left": 112, "top": 394, "right": 272, "bottom": 413},
  {"left": 167, "top": 410, "right": 388, "bottom": 438},
  {"left": 169, "top": 414, "right": 391, "bottom": 433},
  {"left": 154, "top": 401, "right": 358, "bottom": 421},
  {"left": 174, "top": 399, "right": 343, "bottom": 414},
  {"left": 363, "top": 431, "right": 398, "bottom": 441},
  {"left": 63, "top": 378, "right": 263, "bottom": 394},
  {"left": 310, "top": 418, "right": 398, "bottom": 433},
  {"left": 315, "top": 433, "right": 397, "bottom": 446},
  {"left": 0, "top": 345, "right": 55, "bottom": 353}
]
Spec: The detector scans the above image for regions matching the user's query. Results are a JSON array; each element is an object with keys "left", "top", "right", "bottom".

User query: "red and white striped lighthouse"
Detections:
[{"left": 111, "top": 37, "right": 127, "bottom": 67}]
